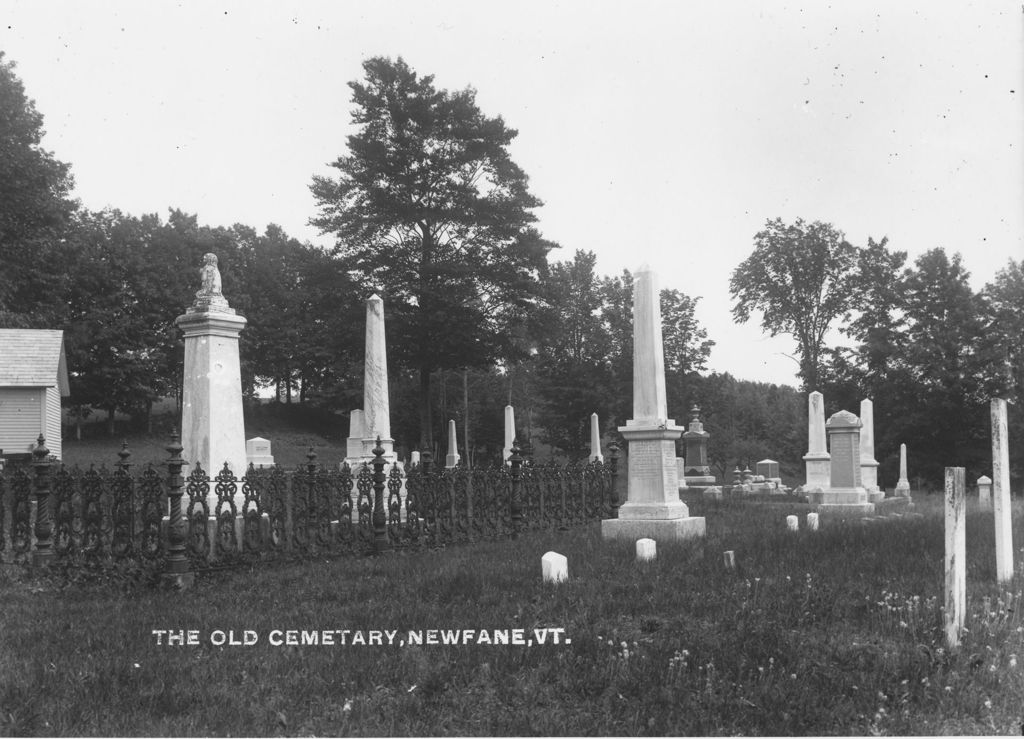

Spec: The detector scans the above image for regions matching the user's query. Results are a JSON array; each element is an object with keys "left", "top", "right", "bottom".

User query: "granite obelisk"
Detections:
[
  {"left": 802, "top": 391, "right": 831, "bottom": 491},
  {"left": 602, "top": 265, "right": 705, "bottom": 543},
  {"left": 590, "top": 412, "right": 603, "bottom": 463},
  {"left": 860, "top": 398, "right": 883, "bottom": 503},
  {"left": 359, "top": 294, "right": 395, "bottom": 463}
]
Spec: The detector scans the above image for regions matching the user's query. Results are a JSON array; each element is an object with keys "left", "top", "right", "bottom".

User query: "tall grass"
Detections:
[{"left": 1, "top": 495, "right": 1022, "bottom": 736}]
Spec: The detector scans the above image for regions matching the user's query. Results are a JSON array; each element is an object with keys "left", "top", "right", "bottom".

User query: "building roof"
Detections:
[{"left": 0, "top": 329, "right": 70, "bottom": 396}]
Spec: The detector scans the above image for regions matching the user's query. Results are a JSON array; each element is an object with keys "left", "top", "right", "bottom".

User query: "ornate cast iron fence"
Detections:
[{"left": 0, "top": 434, "right": 620, "bottom": 583}]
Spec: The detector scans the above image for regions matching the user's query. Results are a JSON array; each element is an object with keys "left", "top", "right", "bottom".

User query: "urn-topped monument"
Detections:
[{"left": 682, "top": 405, "right": 716, "bottom": 487}]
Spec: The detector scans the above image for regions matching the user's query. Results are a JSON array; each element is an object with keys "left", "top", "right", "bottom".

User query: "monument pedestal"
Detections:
[
  {"left": 176, "top": 308, "right": 248, "bottom": 510},
  {"left": 602, "top": 425, "right": 705, "bottom": 543},
  {"left": 802, "top": 451, "right": 831, "bottom": 490}
]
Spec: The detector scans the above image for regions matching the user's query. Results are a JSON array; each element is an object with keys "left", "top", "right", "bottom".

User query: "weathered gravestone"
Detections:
[{"left": 805, "top": 410, "right": 874, "bottom": 513}]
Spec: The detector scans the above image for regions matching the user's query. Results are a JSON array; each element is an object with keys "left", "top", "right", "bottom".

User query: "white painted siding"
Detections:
[
  {"left": 45, "top": 386, "right": 62, "bottom": 459},
  {"left": 0, "top": 387, "right": 43, "bottom": 455}
]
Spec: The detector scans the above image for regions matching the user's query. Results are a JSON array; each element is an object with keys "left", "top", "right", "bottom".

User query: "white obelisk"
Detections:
[
  {"left": 503, "top": 405, "right": 516, "bottom": 464},
  {"left": 802, "top": 391, "right": 830, "bottom": 491},
  {"left": 590, "top": 412, "right": 603, "bottom": 463},
  {"left": 445, "top": 419, "right": 460, "bottom": 468},
  {"left": 360, "top": 294, "right": 395, "bottom": 462},
  {"left": 860, "top": 398, "right": 883, "bottom": 503},
  {"left": 602, "top": 265, "right": 705, "bottom": 543}
]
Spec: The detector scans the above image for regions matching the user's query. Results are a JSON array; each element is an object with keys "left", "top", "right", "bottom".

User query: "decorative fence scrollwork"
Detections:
[{"left": 0, "top": 435, "right": 618, "bottom": 578}]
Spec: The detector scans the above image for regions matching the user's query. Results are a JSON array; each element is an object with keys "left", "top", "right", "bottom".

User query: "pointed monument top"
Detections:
[{"left": 368, "top": 293, "right": 383, "bottom": 303}]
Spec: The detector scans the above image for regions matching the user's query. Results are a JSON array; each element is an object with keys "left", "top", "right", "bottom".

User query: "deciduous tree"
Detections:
[{"left": 730, "top": 218, "right": 862, "bottom": 391}]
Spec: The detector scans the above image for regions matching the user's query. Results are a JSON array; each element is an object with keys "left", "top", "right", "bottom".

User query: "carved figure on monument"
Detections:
[{"left": 190, "top": 253, "right": 234, "bottom": 314}]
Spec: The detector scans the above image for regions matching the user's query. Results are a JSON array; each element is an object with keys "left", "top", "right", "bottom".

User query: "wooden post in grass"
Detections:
[
  {"left": 371, "top": 436, "right": 390, "bottom": 554},
  {"left": 944, "top": 466, "right": 966, "bottom": 649},
  {"left": 163, "top": 430, "right": 194, "bottom": 588},
  {"left": 991, "top": 399, "right": 1014, "bottom": 584},
  {"left": 607, "top": 442, "right": 620, "bottom": 518},
  {"left": 509, "top": 439, "right": 523, "bottom": 539},
  {"left": 31, "top": 434, "right": 54, "bottom": 566}
]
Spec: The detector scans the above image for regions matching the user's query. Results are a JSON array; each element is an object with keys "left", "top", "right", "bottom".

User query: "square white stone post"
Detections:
[
  {"left": 944, "top": 466, "right": 966, "bottom": 649},
  {"left": 991, "top": 399, "right": 1014, "bottom": 584},
  {"left": 860, "top": 399, "right": 883, "bottom": 503},
  {"left": 802, "top": 391, "right": 830, "bottom": 491},
  {"left": 601, "top": 265, "right": 704, "bottom": 543}
]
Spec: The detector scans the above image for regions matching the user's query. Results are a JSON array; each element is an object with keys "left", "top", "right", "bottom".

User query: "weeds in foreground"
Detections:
[{"left": 0, "top": 496, "right": 1022, "bottom": 735}]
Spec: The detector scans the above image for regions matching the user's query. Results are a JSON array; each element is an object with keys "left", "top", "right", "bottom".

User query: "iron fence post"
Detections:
[
  {"left": 372, "top": 437, "right": 391, "bottom": 554},
  {"left": 163, "top": 430, "right": 193, "bottom": 588},
  {"left": 510, "top": 440, "right": 523, "bottom": 539},
  {"left": 31, "top": 434, "right": 54, "bottom": 566},
  {"left": 608, "top": 441, "right": 621, "bottom": 518}
]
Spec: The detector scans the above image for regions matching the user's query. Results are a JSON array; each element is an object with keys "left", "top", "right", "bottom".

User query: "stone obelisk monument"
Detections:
[
  {"left": 589, "top": 412, "right": 603, "bottom": 463},
  {"left": 801, "top": 391, "right": 831, "bottom": 492},
  {"left": 358, "top": 294, "right": 395, "bottom": 463},
  {"left": 176, "top": 253, "right": 247, "bottom": 509},
  {"left": 503, "top": 405, "right": 516, "bottom": 464},
  {"left": 445, "top": 419, "right": 460, "bottom": 468},
  {"left": 602, "top": 265, "right": 705, "bottom": 543},
  {"left": 860, "top": 398, "right": 883, "bottom": 503},
  {"left": 895, "top": 443, "right": 912, "bottom": 499}
]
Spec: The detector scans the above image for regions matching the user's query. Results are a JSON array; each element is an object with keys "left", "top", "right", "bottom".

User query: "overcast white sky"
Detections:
[{"left": 3, "top": 1, "right": 1022, "bottom": 388}]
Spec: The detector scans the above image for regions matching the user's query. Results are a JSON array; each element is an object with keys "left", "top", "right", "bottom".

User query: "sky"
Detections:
[{"left": 2, "top": 1, "right": 1022, "bottom": 388}]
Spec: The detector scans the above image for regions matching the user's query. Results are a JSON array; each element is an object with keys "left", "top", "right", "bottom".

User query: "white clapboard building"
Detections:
[{"left": 0, "top": 329, "right": 70, "bottom": 461}]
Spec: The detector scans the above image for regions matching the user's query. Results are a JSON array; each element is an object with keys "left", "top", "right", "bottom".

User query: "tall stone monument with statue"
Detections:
[
  {"left": 176, "top": 253, "right": 247, "bottom": 508},
  {"left": 601, "top": 265, "right": 705, "bottom": 543}
]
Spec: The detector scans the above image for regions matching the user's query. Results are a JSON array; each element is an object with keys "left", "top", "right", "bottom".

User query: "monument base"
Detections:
[
  {"left": 866, "top": 489, "right": 885, "bottom": 504},
  {"left": 602, "top": 516, "right": 706, "bottom": 543},
  {"left": 803, "top": 453, "right": 831, "bottom": 490},
  {"left": 807, "top": 486, "right": 875, "bottom": 514},
  {"left": 684, "top": 475, "right": 717, "bottom": 486},
  {"left": 894, "top": 481, "right": 911, "bottom": 498}
]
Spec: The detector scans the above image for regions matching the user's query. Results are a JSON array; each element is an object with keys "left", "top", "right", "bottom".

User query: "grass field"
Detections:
[{"left": 1, "top": 494, "right": 1023, "bottom": 736}]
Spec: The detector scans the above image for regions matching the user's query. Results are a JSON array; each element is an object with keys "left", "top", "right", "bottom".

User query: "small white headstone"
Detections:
[
  {"left": 541, "top": 551, "right": 568, "bottom": 584},
  {"left": 722, "top": 550, "right": 736, "bottom": 570},
  {"left": 786, "top": 515, "right": 799, "bottom": 532},
  {"left": 245, "top": 437, "right": 274, "bottom": 468},
  {"left": 635, "top": 538, "right": 656, "bottom": 561},
  {"left": 806, "top": 512, "right": 819, "bottom": 531},
  {"left": 410, "top": 450, "right": 421, "bottom": 467},
  {"left": 977, "top": 475, "right": 992, "bottom": 507}
]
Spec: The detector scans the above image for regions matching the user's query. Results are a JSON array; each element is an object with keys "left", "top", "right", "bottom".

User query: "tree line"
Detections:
[
  {"left": 1, "top": 51, "right": 1020, "bottom": 486},
  {"left": 731, "top": 219, "right": 1022, "bottom": 488}
]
